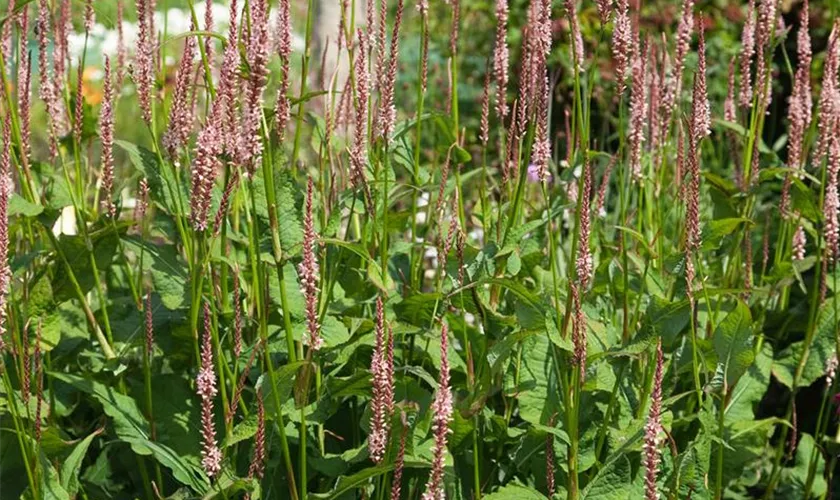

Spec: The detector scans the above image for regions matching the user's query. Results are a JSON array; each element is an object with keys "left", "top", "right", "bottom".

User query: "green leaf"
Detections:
[
  {"left": 714, "top": 119, "right": 773, "bottom": 154},
  {"left": 309, "top": 465, "right": 392, "bottom": 500},
  {"left": 51, "top": 232, "right": 119, "bottom": 302},
  {"left": 582, "top": 455, "right": 637, "bottom": 499},
  {"left": 484, "top": 482, "right": 547, "bottom": 499},
  {"left": 310, "top": 462, "right": 429, "bottom": 500},
  {"left": 50, "top": 373, "right": 150, "bottom": 439},
  {"left": 9, "top": 193, "right": 44, "bottom": 217},
  {"left": 773, "top": 304, "right": 837, "bottom": 389},
  {"left": 123, "top": 437, "right": 209, "bottom": 492},
  {"left": 39, "top": 448, "right": 71, "bottom": 500},
  {"left": 498, "top": 219, "right": 545, "bottom": 257},
  {"left": 253, "top": 169, "right": 303, "bottom": 257},
  {"left": 0, "top": 424, "right": 30, "bottom": 495},
  {"left": 776, "top": 433, "right": 826, "bottom": 498},
  {"left": 268, "top": 263, "right": 306, "bottom": 319},
  {"left": 701, "top": 218, "right": 752, "bottom": 251},
  {"left": 712, "top": 302, "right": 755, "bottom": 390},
  {"left": 224, "top": 413, "right": 259, "bottom": 448},
  {"left": 641, "top": 297, "right": 691, "bottom": 347},
  {"left": 710, "top": 417, "right": 771, "bottom": 491},
  {"left": 50, "top": 373, "right": 210, "bottom": 491},
  {"left": 124, "top": 236, "right": 189, "bottom": 309},
  {"left": 726, "top": 343, "right": 772, "bottom": 422},
  {"left": 516, "top": 333, "right": 559, "bottom": 425},
  {"left": 117, "top": 140, "right": 187, "bottom": 215},
  {"left": 583, "top": 421, "right": 645, "bottom": 498},
  {"left": 60, "top": 428, "right": 103, "bottom": 496},
  {"left": 394, "top": 293, "right": 443, "bottom": 327}
]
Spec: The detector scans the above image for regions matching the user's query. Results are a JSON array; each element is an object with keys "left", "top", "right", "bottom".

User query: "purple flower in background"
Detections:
[{"left": 527, "top": 164, "right": 552, "bottom": 183}]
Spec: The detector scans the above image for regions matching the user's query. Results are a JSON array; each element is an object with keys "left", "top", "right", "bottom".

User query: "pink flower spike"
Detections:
[
  {"left": 84, "top": 0, "right": 95, "bottom": 34},
  {"left": 369, "top": 296, "right": 394, "bottom": 463},
  {"left": 237, "top": 0, "right": 270, "bottom": 174},
  {"left": 0, "top": 113, "right": 11, "bottom": 351},
  {"left": 611, "top": 0, "right": 632, "bottom": 95},
  {"left": 493, "top": 0, "right": 510, "bottom": 119},
  {"left": 739, "top": 0, "right": 756, "bottom": 108},
  {"left": 299, "top": 177, "right": 323, "bottom": 351},
  {"left": 691, "top": 17, "right": 711, "bottom": 141},
  {"left": 100, "top": 57, "right": 116, "bottom": 218},
  {"left": 663, "top": 0, "right": 694, "bottom": 118},
  {"left": 190, "top": 113, "right": 221, "bottom": 232},
  {"left": 197, "top": 302, "right": 221, "bottom": 477},
  {"left": 642, "top": 339, "right": 665, "bottom": 500},
  {"left": 162, "top": 21, "right": 198, "bottom": 157},
  {"left": 421, "top": 323, "right": 453, "bottom": 500}
]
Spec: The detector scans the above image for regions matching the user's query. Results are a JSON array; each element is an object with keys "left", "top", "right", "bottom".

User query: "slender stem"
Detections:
[{"left": 290, "top": 0, "right": 317, "bottom": 168}]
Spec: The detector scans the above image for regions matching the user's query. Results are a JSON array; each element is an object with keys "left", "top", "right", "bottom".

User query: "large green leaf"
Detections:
[
  {"left": 117, "top": 140, "right": 188, "bottom": 215},
  {"left": 0, "top": 426, "right": 30, "bottom": 496},
  {"left": 39, "top": 448, "right": 71, "bottom": 500},
  {"left": 310, "top": 461, "right": 430, "bottom": 500},
  {"left": 51, "top": 232, "right": 119, "bottom": 302},
  {"left": 252, "top": 168, "right": 304, "bottom": 257},
  {"left": 484, "top": 482, "right": 547, "bottom": 499},
  {"left": 582, "top": 455, "right": 638, "bottom": 499},
  {"left": 50, "top": 373, "right": 209, "bottom": 492},
  {"left": 775, "top": 433, "right": 826, "bottom": 498},
  {"left": 124, "top": 236, "right": 189, "bottom": 309},
  {"left": 726, "top": 343, "right": 772, "bottom": 422},
  {"left": 394, "top": 293, "right": 444, "bottom": 327},
  {"left": 773, "top": 304, "right": 837, "bottom": 389},
  {"left": 60, "top": 428, "right": 103, "bottom": 496},
  {"left": 516, "top": 333, "right": 559, "bottom": 425},
  {"left": 701, "top": 218, "right": 752, "bottom": 251},
  {"left": 712, "top": 302, "right": 755, "bottom": 390}
]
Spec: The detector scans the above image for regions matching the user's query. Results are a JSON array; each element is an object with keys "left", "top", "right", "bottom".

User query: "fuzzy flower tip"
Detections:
[
  {"left": 377, "top": 0, "right": 405, "bottom": 140},
  {"left": 565, "top": 0, "right": 584, "bottom": 71},
  {"left": 100, "top": 58, "right": 116, "bottom": 218},
  {"left": 786, "top": 0, "right": 812, "bottom": 173},
  {"left": 815, "top": 21, "right": 840, "bottom": 164},
  {"left": 663, "top": 0, "right": 694, "bottom": 118},
  {"left": 827, "top": 354, "right": 839, "bottom": 389},
  {"left": 576, "top": 156, "right": 593, "bottom": 288},
  {"left": 275, "top": 0, "right": 292, "bottom": 142},
  {"left": 300, "top": 177, "right": 323, "bottom": 351},
  {"left": 531, "top": 74, "right": 552, "bottom": 182},
  {"left": 197, "top": 302, "right": 221, "bottom": 477},
  {"left": 162, "top": 22, "right": 198, "bottom": 158},
  {"left": 369, "top": 296, "right": 395, "bottom": 463},
  {"left": 643, "top": 339, "right": 665, "bottom": 500},
  {"left": 247, "top": 388, "right": 267, "bottom": 484},
  {"left": 611, "top": 0, "right": 631, "bottom": 95},
  {"left": 190, "top": 115, "right": 221, "bottom": 232},
  {"left": 825, "top": 177, "right": 839, "bottom": 262},
  {"left": 493, "top": 0, "right": 510, "bottom": 119},
  {"left": 792, "top": 223, "right": 807, "bottom": 262},
  {"left": 135, "top": 0, "right": 154, "bottom": 124},
  {"left": 350, "top": 30, "right": 374, "bottom": 212},
  {"left": 479, "top": 64, "right": 491, "bottom": 145},
  {"left": 390, "top": 413, "right": 409, "bottom": 500},
  {"left": 739, "top": 0, "right": 757, "bottom": 108},
  {"left": 691, "top": 19, "right": 711, "bottom": 141},
  {"left": 422, "top": 323, "right": 453, "bottom": 500},
  {"left": 237, "top": 0, "right": 270, "bottom": 173},
  {"left": 0, "top": 113, "right": 11, "bottom": 350},
  {"left": 84, "top": 0, "right": 95, "bottom": 33},
  {"left": 685, "top": 133, "right": 701, "bottom": 252}
]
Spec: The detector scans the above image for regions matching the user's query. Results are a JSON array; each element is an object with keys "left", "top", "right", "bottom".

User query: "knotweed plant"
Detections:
[{"left": 2, "top": 1, "right": 840, "bottom": 499}]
